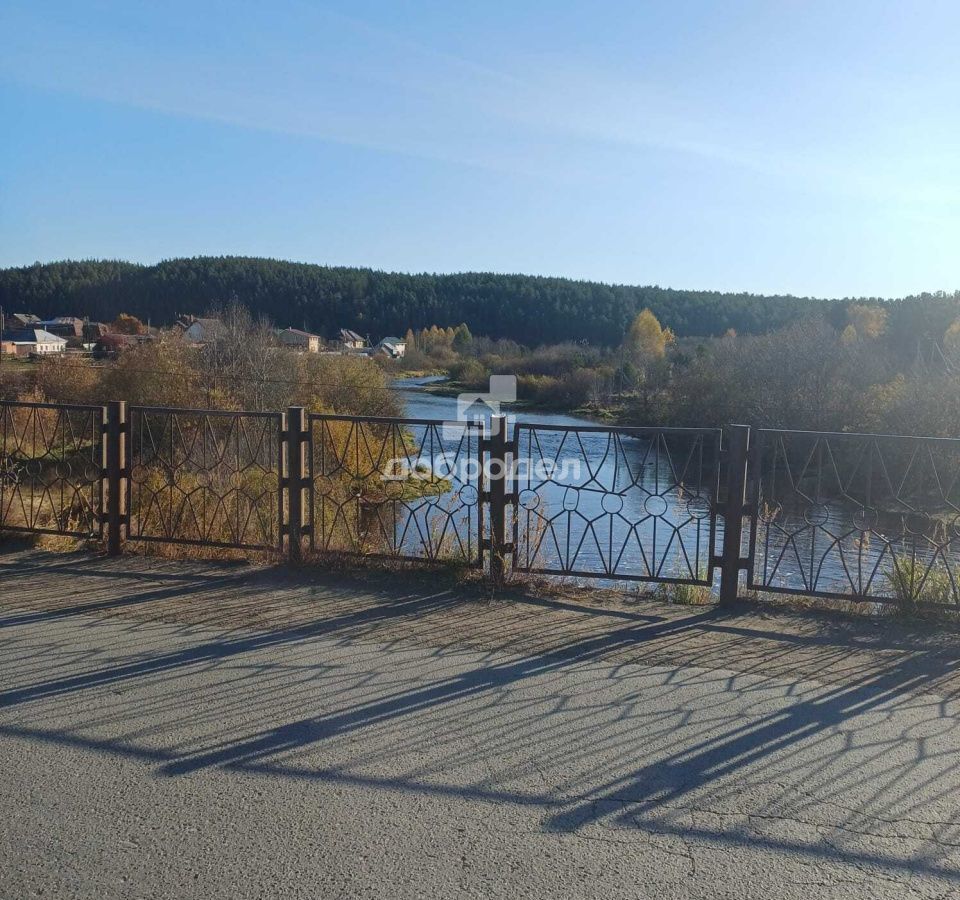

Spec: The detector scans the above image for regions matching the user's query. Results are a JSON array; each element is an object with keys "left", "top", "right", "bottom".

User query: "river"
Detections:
[
  {"left": 390, "top": 377, "right": 955, "bottom": 603},
  {"left": 393, "top": 375, "right": 595, "bottom": 429},
  {"left": 392, "top": 376, "right": 719, "bottom": 585}
]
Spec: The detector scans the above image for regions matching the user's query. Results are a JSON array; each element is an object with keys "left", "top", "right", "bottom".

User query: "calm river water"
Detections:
[
  {"left": 391, "top": 377, "right": 953, "bottom": 601},
  {"left": 393, "top": 376, "right": 719, "bottom": 585}
]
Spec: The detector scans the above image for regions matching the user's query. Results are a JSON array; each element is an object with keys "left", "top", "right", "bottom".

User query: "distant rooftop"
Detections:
[{"left": 9, "top": 328, "right": 67, "bottom": 344}]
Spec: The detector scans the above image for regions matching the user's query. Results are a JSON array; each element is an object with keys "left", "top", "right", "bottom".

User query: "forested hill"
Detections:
[{"left": 0, "top": 257, "right": 954, "bottom": 345}]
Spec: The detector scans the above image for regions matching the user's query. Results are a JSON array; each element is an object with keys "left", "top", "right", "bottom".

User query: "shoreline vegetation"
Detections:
[
  {"left": 1, "top": 272, "right": 960, "bottom": 437},
  {"left": 6, "top": 305, "right": 960, "bottom": 619},
  {"left": 389, "top": 300, "right": 960, "bottom": 436},
  {"left": 410, "top": 377, "right": 621, "bottom": 422}
]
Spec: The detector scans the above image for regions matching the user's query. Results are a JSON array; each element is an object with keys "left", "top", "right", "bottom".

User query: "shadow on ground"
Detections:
[{"left": 3, "top": 546, "right": 960, "bottom": 882}]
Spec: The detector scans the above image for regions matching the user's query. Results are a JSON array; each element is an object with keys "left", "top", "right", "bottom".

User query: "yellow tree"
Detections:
[
  {"left": 624, "top": 309, "right": 673, "bottom": 365},
  {"left": 840, "top": 324, "right": 858, "bottom": 346},
  {"left": 620, "top": 309, "right": 674, "bottom": 411},
  {"left": 847, "top": 304, "right": 887, "bottom": 340},
  {"left": 944, "top": 317, "right": 960, "bottom": 356}
]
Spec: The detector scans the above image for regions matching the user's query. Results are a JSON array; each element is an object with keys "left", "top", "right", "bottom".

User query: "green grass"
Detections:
[
  {"left": 885, "top": 553, "right": 957, "bottom": 612},
  {"left": 651, "top": 578, "right": 714, "bottom": 606}
]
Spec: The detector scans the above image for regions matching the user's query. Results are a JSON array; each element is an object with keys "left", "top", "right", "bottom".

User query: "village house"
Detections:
[
  {"left": 339, "top": 328, "right": 367, "bottom": 351},
  {"left": 38, "top": 316, "right": 85, "bottom": 339},
  {"left": 93, "top": 332, "right": 154, "bottom": 356},
  {"left": 8, "top": 313, "right": 40, "bottom": 329},
  {"left": 26, "top": 316, "right": 107, "bottom": 347},
  {"left": 376, "top": 336, "right": 407, "bottom": 359},
  {"left": 278, "top": 328, "right": 322, "bottom": 352},
  {"left": 177, "top": 317, "right": 226, "bottom": 344},
  {"left": 3, "top": 328, "right": 68, "bottom": 357}
]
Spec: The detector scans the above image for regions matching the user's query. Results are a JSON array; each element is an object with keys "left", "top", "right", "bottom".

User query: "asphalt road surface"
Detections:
[{"left": 3, "top": 549, "right": 960, "bottom": 898}]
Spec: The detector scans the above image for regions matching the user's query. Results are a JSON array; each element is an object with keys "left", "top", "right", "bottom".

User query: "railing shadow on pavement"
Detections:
[{"left": 2, "top": 549, "right": 960, "bottom": 881}]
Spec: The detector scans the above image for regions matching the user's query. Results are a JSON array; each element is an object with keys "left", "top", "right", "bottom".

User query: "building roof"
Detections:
[
  {"left": 9, "top": 329, "right": 67, "bottom": 344},
  {"left": 184, "top": 318, "right": 227, "bottom": 339},
  {"left": 379, "top": 336, "right": 405, "bottom": 346},
  {"left": 340, "top": 328, "right": 365, "bottom": 343},
  {"left": 279, "top": 327, "right": 321, "bottom": 338},
  {"left": 96, "top": 333, "right": 142, "bottom": 349}
]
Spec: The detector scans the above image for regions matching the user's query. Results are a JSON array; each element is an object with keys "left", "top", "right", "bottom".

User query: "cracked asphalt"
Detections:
[{"left": 3, "top": 549, "right": 960, "bottom": 898}]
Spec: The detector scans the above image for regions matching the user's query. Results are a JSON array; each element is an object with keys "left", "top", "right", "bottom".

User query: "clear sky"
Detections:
[{"left": 1, "top": 0, "right": 958, "bottom": 298}]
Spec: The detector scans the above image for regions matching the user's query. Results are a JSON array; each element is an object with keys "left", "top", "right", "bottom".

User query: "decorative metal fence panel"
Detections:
[
  {"left": 747, "top": 429, "right": 960, "bottom": 606},
  {"left": 512, "top": 424, "right": 721, "bottom": 583},
  {"left": 0, "top": 401, "right": 104, "bottom": 538},
  {"left": 9, "top": 394, "right": 960, "bottom": 611},
  {"left": 308, "top": 415, "right": 483, "bottom": 565},
  {"left": 126, "top": 407, "right": 283, "bottom": 550}
]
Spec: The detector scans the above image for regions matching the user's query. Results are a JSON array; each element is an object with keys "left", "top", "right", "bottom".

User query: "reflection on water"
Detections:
[
  {"left": 512, "top": 425, "right": 720, "bottom": 582},
  {"left": 393, "top": 380, "right": 960, "bottom": 606},
  {"left": 753, "top": 502, "right": 906, "bottom": 597},
  {"left": 394, "top": 378, "right": 721, "bottom": 584},
  {"left": 752, "top": 429, "right": 960, "bottom": 605}
]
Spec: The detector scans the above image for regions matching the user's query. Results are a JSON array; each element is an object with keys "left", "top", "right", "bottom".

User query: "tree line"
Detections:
[
  {"left": 395, "top": 302, "right": 960, "bottom": 437},
  {"left": 3, "top": 256, "right": 957, "bottom": 346}
]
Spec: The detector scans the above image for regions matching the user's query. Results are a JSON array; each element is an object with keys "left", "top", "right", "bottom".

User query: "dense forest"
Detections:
[{"left": 3, "top": 256, "right": 957, "bottom": 346}]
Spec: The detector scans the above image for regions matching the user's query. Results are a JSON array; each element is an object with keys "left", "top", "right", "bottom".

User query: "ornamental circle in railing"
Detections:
[
  {"left": 903, "top": 511, "right": 935, "bottom": 537},
  {"left": 644, "top": 494, "right": 669, "bottom": 517},
  {"left": 685, "top": 495, "right": 712, "bottom": 520},
  {"left": 804, "top": 504, "right": 830, "bottom": 527},
  {"left": 518, "top": 489, "right": 540, "bottom": 511},
  {"left": 383, "top": 480, "right": 405, "bottom": 501},
  {"left": 600, "top": 493, "right": 624, "bottom": 515},
  {"left": 851, "top": 506, "right": 879, "bottom": 533}
]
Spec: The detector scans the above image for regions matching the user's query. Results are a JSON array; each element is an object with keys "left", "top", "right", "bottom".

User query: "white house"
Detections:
[
  {"left": 181, "top": 318, "right": 226, "bottom": 344},
  {"left": 377, "top": 336, "right": 407, "bottom": 359},
  {"left": 7, "top": 329, "right": 67, "bottom": 357}
]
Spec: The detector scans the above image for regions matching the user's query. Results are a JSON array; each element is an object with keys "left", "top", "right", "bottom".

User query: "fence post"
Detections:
[
  {"left": 286, "top": 406, "right": 307, "bottom": 564},
  {"left": 719, "top": 423, "right": 750, "bottom": 606},
  {"left": 104, "top": 400, "right": 127, "bottom": 557},
  {"left": 488, "top": 414, "right": 509, "bottom": 586}
]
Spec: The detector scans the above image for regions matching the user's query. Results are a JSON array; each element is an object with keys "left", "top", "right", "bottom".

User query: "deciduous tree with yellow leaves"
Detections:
[{"left": 623, "top": 308, "right": 674, "bottom": 366}]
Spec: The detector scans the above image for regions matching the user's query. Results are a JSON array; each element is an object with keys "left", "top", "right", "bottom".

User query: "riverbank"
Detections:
[{"left": 397, "top": 374, "right": 625, "bottom": 423}]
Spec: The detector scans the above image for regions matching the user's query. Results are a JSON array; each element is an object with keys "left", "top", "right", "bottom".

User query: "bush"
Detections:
[{"left": 886, "top": 554, "right": 956, "bottom": 613}]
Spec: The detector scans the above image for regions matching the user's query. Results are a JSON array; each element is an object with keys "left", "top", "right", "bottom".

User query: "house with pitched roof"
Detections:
[
  {"left": 339, "top": 328, "right": 367, "bottom": 351},
  {"left": 278, "top": 328, "right": 322, "bottom": 352},
  {"left": 376, "top": 336, "right": 407, "bottom": 359},
  {"left": 4, "top": 329, "right": 68, "bottom": 357}
]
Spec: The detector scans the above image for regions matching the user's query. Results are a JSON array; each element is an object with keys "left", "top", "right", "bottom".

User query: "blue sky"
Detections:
[{"left": 1, "top": 0, "right": 958, "bottom": 298}]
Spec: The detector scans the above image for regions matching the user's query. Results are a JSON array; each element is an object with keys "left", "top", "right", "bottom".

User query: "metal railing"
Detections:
[
  {"left": 0, "top": 401, "right": 104, "bottom": 538},
  {"left": 126, "top": 406, "right": 283, "bottom": 551},
  {"left": 510, "top": 423, "right": 722, "bottom": 584},
  {"left": 4, "top": 398, "right": 960, "bottom": 610},
  {"left": 747, "top": 429, "right": 960, "bottom": 607},
  {"left": 306, "top": 414, "right": 483, "bottom": 565}
]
